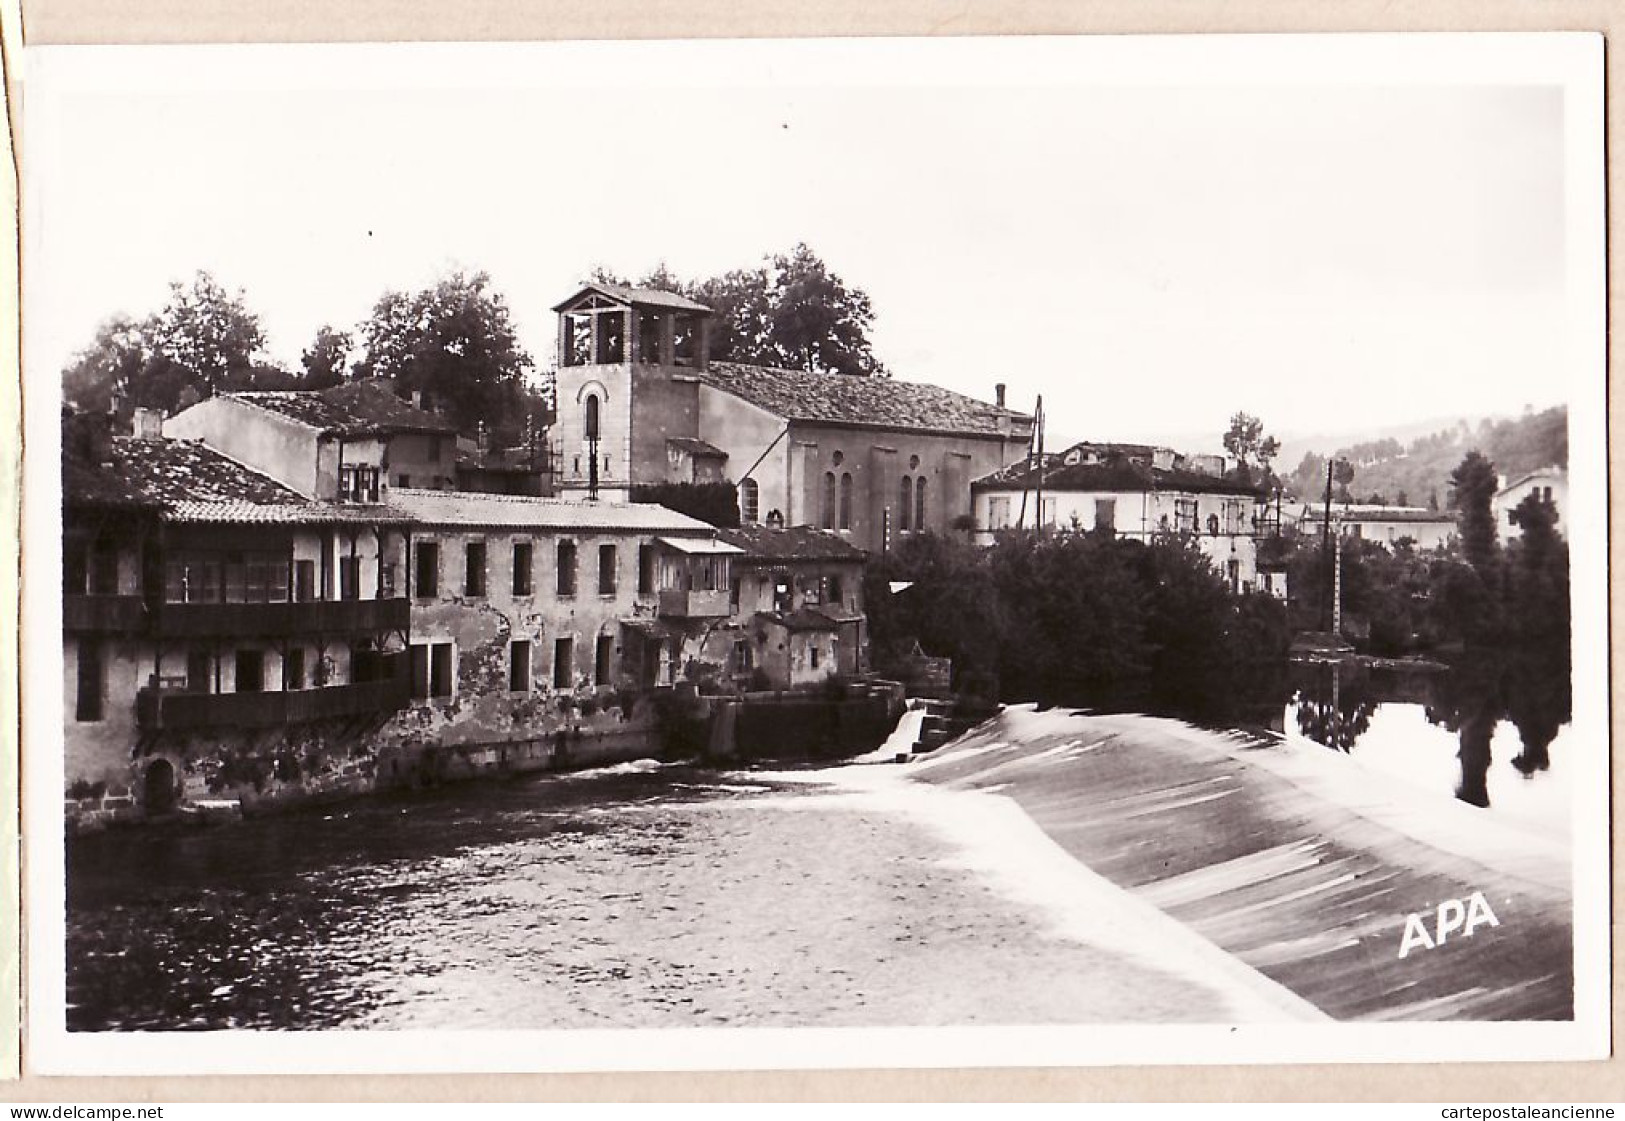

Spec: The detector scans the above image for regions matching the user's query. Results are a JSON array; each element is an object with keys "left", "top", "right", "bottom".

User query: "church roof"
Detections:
[{"left": 698, "top": 362, "right": 1031, "bottom": 439}]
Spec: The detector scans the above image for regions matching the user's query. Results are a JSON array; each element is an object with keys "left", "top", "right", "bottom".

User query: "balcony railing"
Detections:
[
  {"left": 63, "top": 595, "right": 147, "bottom": 634},
  {"left": 153, "top": 597, "right": 410, "bottom": 639},
  {"left": 658, "top": 588, "right": 731, "bottom": 619},
  {"left": 136, "top": 678, "right": 410, "bottom": 732}
]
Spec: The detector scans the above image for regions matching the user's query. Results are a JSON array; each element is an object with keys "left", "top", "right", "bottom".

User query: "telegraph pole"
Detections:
[{"left": 1321, "top": 458, "right": 1335, "bottom": 631}]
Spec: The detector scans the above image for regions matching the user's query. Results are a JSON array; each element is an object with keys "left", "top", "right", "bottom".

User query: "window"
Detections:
[
  {"left": 1095, "top": 499, "right": 1116, "bottom": 533},
  {"left": 672, "top": 314, "right": 696, "bottom": 366},
  {"left": 730, "top": 577, "right": 741, "bottom": 611},
  {"left": 415, "top": 542, "right": 440, "bottom": 598},
  {"left": 411, "top": 641, "right": 454, "bottom": 699},
  {"left": 595, "top": 312, "right": 625, "bottom": 364},
  {"left": 234, "top": 649, "right": 265, "bottom": 694},
  {"left": 638, "top": 544, "right": 655, "bottom": 595},
  {"left": 739, "top": 478, "right": 760, "bottom": 524},
  {"left": 1174, "top": 498, "right": 1198, "bottom": 534},
  {"left": 381, "top": 563, "right": 397, "bottom": 598},
  {"left": 552, "top": 540, "right": 576, "bottom": 597},
  {"left": 295, "top": 559, "right": 316, "bottom": 602},
  {"left": 339, "top": 555, "right": 360, "bottom": 601},
  {"left": 828, "top": 575, "right": 843, "bottom": 607},
  {"left": 988, "top": 496, "right": 1011, "bottom": 530},
  {"left": 339, "top": 464, "right": 380, "bottom": 503},
  {"left": 396, "top": 474, "right": 411, "bottom": 488},
  {"left": 554, "top": 636, "right": 574, "bottom": 689},
  {"left": 595, "top": 634, "right": 614, "bottom": 686},
  {"left": 63, "top": 539, "right": 88, "bottom": 595},
  {"left": 513, "top": 541, "right": 534, "bottom": 596},
  {"left": 285, "top": 648, "right": 307, "bottom": 691},
  {"left": 75, "top": 640, "right": 103, "bottom": 722},
  {"left": 509, "top": 640, "right": 532, "bottom": 692},
  {"left": 899, "top": 476, "right": 913, "bottom": 531},
  {"left": 564, "top": 313, "right": 592, "bottom": 366},
  {"left": 598, "top": 544, "right": 618, "bottom": 595},
  {"left": 1207, "top": 513, "right": 1220, "bottom": 536},
  {"left": 839, "top": 473, "right": 853, "bottom": 530},
  {"left": 1041, "top": 497, "right": 1057, "bottom": 527},
  {"left": 584, "top": 394, "right": 601, "bottom": 441},
  {"left": 91, "top": 538, "right": 118, "bottom": 594},
  {"left": 465, "top": 541, "right": 487, "bottom": 597},
  {"left": 638, "top": 311, "right": 663, "bottom": 364},
  {"left": 810, "top": 642, "right": 820, "bottom": 671},
  {"left": 822, "top": 472, "right": 837, "bottom": 530},
  {"left": 914, "top": 476, "right": 927, "bottom": 531}
]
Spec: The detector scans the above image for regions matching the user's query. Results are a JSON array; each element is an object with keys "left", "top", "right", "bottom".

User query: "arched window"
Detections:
[
  {"left": 739, "top": 478, "right": 760, "bottom": 524},
  {"left": 822, "top": 472, "right": 837, "bottom": 530},
  {"left": 899, "top": 476, "right": 913, "bottom": 532},
  {"left": 838, "top": 473, "right": 853, "bottom": 530},
  {"left": 915, "top": 476, "right": 927, "bottom": 532},
  {"left": 584, "top": 394, "right": 600, "bottom": 441},
  {"left": 1206, "top": 513, "right": 1220, "bottom": 536}
]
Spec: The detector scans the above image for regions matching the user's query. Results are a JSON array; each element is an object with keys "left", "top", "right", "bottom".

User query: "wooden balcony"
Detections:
[
  {"left": 153, "top": 597, "right": 410, "bottom": 639},
  {"left": 136, "top": 678, "right": 410, "bottom": 732},
  {"left": 63, "top": 594, "right": 147, "bottom": 634},
  {"left": 657, "top": 588, "right": 731, "bottom": 619}
]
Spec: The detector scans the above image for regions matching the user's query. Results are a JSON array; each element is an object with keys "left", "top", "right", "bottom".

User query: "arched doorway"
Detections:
[{"left": 143, "top": 758, "right": 177, "bottom": 816}]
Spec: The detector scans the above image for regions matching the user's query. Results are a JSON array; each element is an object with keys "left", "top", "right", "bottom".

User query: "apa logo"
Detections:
[{"left": 1397, "top": 892, "right": 1501, "bottom": 958}]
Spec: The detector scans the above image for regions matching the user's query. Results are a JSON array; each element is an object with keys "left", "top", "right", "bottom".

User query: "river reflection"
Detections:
[{"left": 1288, "top": 652, "right": 1572, "bottom": 830}]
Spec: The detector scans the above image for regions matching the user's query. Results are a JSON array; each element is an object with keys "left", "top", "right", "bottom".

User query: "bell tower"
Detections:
[{"left": 551, "top": 282, "right": 713, "bottom": 502}]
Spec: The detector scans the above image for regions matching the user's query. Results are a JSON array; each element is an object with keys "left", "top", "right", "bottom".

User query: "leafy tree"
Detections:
[
  {"left": 354, "top": 270, "right": 536, "bottom": 439},
  {"left": 1222, "top": 412, "right": 1281, "bottom": 482},
  {"left": 60, "top": 271, "right": 277, "bottom": 414},
  {"left": 1332, "top": 457, "right": 1356, "bottom": 503},
  {"left": 1448, "top": 450, "right": 1500, "bottom": 572},
  {"left": 301, "top": 325, "right": 353, "bottom": 389}
]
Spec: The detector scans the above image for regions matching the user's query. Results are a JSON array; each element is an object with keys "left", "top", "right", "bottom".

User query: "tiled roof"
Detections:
[
  {"left": 229, "top": 382, "right": 457, "bottom": 437},
  {"left": 666, "top": 436, "right": 729, "bottom": 459},
  {"left": 1301, "top": 506, "right": 1456, "bottom": 525},
  {"left": 755, "top": 608, "right": 839, "bottom": 633},
  {"left": 717, "top": 524, "right": 867, "bottom": 562},
  {"left": 974, "top": 456, "right": 1264, "bottom": 497},
  {"left": 389, "top": 487, "right": 716, "bottom": 534},
  {"left": 66, "top": 438, "right": 412, "bottom": 525},
  {"left": 1496, "top": 467, "right": 1566, "bottom": 496},
  {"left": 698, "top": 362, "right": 1032, "bottom": 438},
  {"left": 552, "top": 282, "right": 713, "bottom": 314}
]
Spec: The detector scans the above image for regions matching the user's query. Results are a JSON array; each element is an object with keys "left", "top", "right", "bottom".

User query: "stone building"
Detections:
[
  {"left": 971, "top": 441, "right": 1279, "bottom": 595},
  {"left": 714, "top": 524, "right": 868, "bottom": 688},
  {"left": 166, "top": 380, "right": 461, "bottom": 498},
  {"left": 550, "top": 281, "right": 1035, "bottom": 552},
  {"left": 62, "top": 415, "right": 413, "bottom": 825}
]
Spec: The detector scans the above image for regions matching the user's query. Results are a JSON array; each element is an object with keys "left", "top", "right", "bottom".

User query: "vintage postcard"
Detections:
[{"left": 16, "top": 33, "right": 1609, "bottom": 1074}]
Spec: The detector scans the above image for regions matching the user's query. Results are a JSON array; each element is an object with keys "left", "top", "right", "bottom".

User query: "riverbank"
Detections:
[{"left": 870, "top": 705, "right": 1572, "bottom": 1021}]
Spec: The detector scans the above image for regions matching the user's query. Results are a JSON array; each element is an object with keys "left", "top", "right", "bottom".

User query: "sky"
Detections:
[{"left": 23, "top": 37, "right": 1593, "bottom": 453}]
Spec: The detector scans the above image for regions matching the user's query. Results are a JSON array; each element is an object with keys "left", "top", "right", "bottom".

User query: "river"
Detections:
[{"left": 67, "top": 758, "right": 1296, "bottom": 1032}]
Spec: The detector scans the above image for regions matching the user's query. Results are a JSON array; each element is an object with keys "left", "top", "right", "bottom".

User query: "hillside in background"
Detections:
[{"left": 1281, "top": 406, "right": 1567, "bottom": 509}]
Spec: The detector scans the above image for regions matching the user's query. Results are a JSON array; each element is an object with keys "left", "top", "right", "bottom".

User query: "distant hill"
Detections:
[{"left": 1281, "top": 406, "right": 1567, "bottom": 509}]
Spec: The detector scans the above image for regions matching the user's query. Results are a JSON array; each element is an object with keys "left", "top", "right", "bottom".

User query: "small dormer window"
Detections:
[{"left": 339, "top": 464, "right": 380, "bottom": 503}]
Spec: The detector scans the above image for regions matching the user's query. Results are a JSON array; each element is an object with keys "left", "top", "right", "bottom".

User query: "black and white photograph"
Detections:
[{"left": 19, "top": 32, "right": 1609, "bottom": 1073}]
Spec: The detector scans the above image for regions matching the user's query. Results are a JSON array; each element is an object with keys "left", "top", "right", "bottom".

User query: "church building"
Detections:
[{"left": 551, "top": 281, "right": 1035, "bottom": 554}]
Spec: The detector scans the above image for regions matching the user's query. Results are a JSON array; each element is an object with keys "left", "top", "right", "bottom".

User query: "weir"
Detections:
[{"left": 900, "top": 706, "right": 1574, "bottom": 1021}]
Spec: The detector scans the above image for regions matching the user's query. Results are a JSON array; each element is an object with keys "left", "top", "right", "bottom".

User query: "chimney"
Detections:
[
  {"left": 476, "top": 421, "right": 489, "bottom": 452},
  {"left": 994, "top": 383, "right": 1007, "bottom": 409},
  {"left": 132, "top": 407, "right": 164, "bottom": 441}
]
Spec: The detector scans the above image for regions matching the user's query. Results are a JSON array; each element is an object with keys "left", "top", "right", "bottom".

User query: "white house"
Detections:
[
  {"left": 1296, "top": 504, "right": 1458, "bottom": 552},
  {"left": 970, "top": 442, "right": 1280, "bottom": 596},
  {"left": 1491, "top": 467, "right": 1567, "bottom": 542}
]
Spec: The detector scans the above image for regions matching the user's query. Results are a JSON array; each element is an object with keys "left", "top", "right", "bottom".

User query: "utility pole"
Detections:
[
  {"left": 1321, "top": 457, "right": 1335, "bottom": 632},
  {"left": 1332, "top": 526, "right": 1343, "bottom": 638},
  {"left": 1033, "top": 395, "right": 1046, "bottom": 532}
]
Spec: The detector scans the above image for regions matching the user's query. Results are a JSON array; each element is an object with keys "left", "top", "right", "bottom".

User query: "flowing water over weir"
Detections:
[{"left": 65, "top": 706, "right": 1571, "bottom": 1030}]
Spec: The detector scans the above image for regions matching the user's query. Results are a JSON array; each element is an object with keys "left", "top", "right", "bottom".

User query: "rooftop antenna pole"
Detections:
[{"left": 1034, "top": 395, "right": 1046, "bottom": 533}]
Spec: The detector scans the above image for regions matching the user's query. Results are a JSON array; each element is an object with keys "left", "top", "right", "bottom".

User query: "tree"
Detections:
[
  {"left": 354, "top": 270, "right": 536, "bottom": 439},
  {"left": 60, "top": 271, "right": 273, "bottom": 414},
  {"left": 1332, "top": 457, "right": 1356, "bottom": 504},
  {"left": 1448, "top": 450, "right": 1500, "bottom": 572},
  {"left": 301, "top": 325, "right": 353, "bottom": 389},
  {"left": 1222, "top": 412, "right": 1281, "bottom": 482}
]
